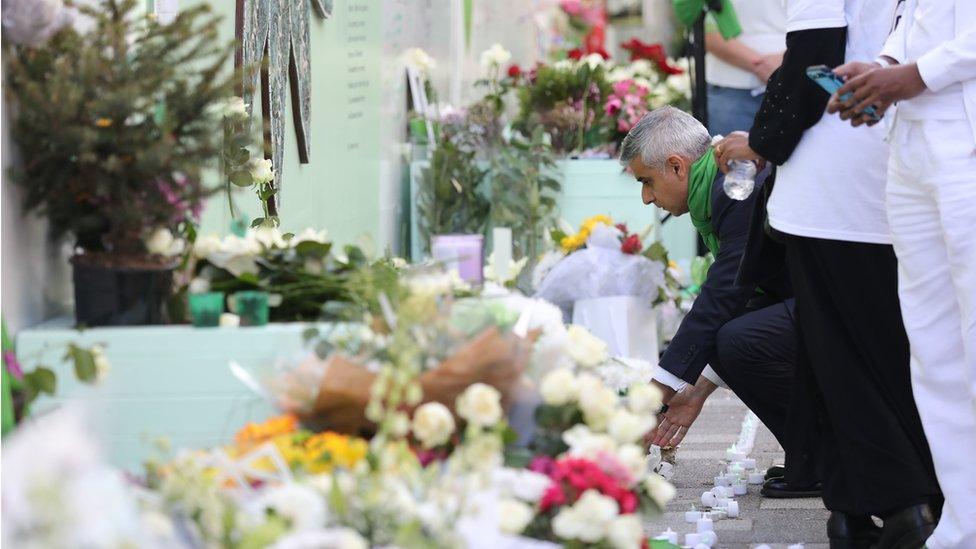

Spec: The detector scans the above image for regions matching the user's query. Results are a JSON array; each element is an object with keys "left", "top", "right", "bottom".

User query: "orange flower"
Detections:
[
  {"left": 95, "top": 118, "right": 113, "bottom": 128},
  {"left": 234, "top": 414, "right": 299, "bottom": 451}
]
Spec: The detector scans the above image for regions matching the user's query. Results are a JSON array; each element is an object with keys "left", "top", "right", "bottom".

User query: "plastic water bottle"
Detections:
[{"left": 723, "top": 161, "right": 757, "bottom": 200}]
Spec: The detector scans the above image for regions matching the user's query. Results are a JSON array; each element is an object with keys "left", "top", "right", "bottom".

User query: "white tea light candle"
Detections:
[
  {"left": 697, "top": 517, "right": 714, "bottom": 533},
  {"left": 219, "top": 313, "right": 240, "bottom": 328}
]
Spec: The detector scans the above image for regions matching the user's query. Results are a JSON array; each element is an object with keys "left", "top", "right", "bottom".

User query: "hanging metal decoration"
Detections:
[{"left": 235, "top": 0, "right": 325, "bottom": 214}]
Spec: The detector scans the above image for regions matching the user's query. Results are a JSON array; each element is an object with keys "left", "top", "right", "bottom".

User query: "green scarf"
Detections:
[{"left": 687, "top": 146, "right": 720, "bottom": 257}]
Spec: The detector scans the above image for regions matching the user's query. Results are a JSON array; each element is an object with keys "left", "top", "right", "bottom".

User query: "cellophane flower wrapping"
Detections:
[{"left": 534, "top": 224, "right": 666, "bottom": 319}]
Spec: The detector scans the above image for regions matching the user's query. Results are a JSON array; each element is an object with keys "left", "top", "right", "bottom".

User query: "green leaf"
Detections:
[
  {"left": 229, "top": 169, "right": 254, "bottom": 187},
  {"left": 294, "top": 240, "right": 332, "bottom": 259},
  {"left": 26, "top": 367, "right": 57, "bottom": 395},
  {"left": 643, "top": 241, "right": 668, "bottom": 262},
  {"left": 69, "top": 345, "right": 98, "bottom": 383}
]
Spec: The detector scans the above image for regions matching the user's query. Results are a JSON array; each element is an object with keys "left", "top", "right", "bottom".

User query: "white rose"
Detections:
[
  {"left": 251, "top": 227, "right": 287, "bottom": 249},
  {"left": 607, "top": 514, "right": 644, "bottom": 549},
  {"left": 567, "top": 325, "right": 608, "bottom": 368},
  {"left": 91, "top": 345, "right": 110, "bottom": 382},
  {"left": 389, "top": 412, "right": 411, "bottom": 438},
  {"left": 252, "top": 484, "right": 327, "bottom": 531},
  {"left": 552, "top": 490, "right": 618, "bottom": 542},
  {"left": 411, "top": 402, "right": 455, "bottom": 448},
  {"left": 581, "top": 53, "right": 605, "bottom": 70},
  {"left": 270, "top": 527, "right": 367, "bottom": 549},
  {"left": 563, "top": 425, "right": 617, "bottom": 459},
  {"left": 480, "top": 43, "right": 512, "bottom": 68},
  {"left": 188, "top": 277, "right": 211, "bottom": 294},
  {"left": 292, "top": 227, "right": 329, "bottom": 245},
  {"left": 461, "top": 433, "right": 503, "bottom": 469},
  {"left": 192, "top": 234, "right": 222, "bottom": 259},
  {"left": 248, "top": 157, "right": 275, "bottom": 184},
  {"left": 404, "top": 47, "right": 436, "bottom": 73},
  {"left": 223, "top": 97, "right": 249, "bottom": 119},
  {"left": 144, "top": 228, "right": 183, "bottom": 257},
  {"left": 643, "top": 473, "right": 676, "bottom": 508},
  {"left": 607, "top": 67, "right": 634, "bottom": 83},
  {"left": 626, "top": 383, "right": 663, "bottom": 415},
  {"left": 608, "top": 409, "right": 654, "bottom": 444},
  {"left": 456, "top": 382, "right": 503, "bottom": 427},
  {"left": 577, "top": 375, "right": 618, "bottom": 431},
  {"left": 539, "top": 368, "right": 578, "bottom": 406},
  {"left": 498, "top": 498, "right": 534, "bottom": 535},
  {"left": 615, "top": 444, "right": 648, "bottom": 484},
  {"left": 553, "top": 59, "right": 575, "bottom": 71},
  {"left": 629, "top": 59, "right": 653, "bottom": 76}
]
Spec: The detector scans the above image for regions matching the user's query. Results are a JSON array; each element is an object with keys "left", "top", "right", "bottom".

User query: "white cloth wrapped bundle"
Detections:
[{"left": 534, "top": 225, "right": 666, "bottom": 319}]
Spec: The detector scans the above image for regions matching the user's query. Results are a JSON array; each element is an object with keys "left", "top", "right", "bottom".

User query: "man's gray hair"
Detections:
[{"left": 619, "top": 106, "right": 711, "bottom": 168}]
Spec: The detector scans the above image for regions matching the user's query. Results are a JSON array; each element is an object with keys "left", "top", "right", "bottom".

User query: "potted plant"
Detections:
[{"left": 4, "top": 0, "right": 238, "bottom": 326}]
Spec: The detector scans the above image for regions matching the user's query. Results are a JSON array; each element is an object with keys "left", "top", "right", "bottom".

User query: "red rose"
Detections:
[
  {"left": 507, "top": 64, "right": 522, "bottom": 78},
  {"left": 567, "top": 48, "right": 584, "bottom": 60},
  {"left": 620, "top": 38, "right": 684, "bottom": 75},
  {"left": 540, "top": 483, "right": 567, "bottom": 512},
  {"left": 621, "top": 234, "right": 642, "bottom": 254},
  {"left": 617, "top": 490, "right": 639, "bottom": 513}
]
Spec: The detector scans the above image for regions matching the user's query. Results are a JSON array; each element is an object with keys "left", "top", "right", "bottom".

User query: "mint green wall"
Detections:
[{"left": 195, "top": 1, "right": 383, "bottom": 246}]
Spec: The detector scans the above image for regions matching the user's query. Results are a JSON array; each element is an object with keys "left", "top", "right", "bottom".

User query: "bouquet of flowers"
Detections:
[
  {"left": 533, "top": 215, "right": 682, "bottom": 362},
  {"left": 186, "top": 226, "right": 398, "bottom": 322}
]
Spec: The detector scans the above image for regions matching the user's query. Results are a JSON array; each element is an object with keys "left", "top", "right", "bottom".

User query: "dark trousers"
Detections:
[
  {"left": 711, "top": 298, "right": 820, "bottom": 487},
  {"left": 784, "top": 235, "right": 941, "bottom": 515}
]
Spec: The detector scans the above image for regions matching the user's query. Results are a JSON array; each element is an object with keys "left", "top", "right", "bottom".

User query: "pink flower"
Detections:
[
  {"left": 604, "top": 96, "right": 623, "bottom": 116},
  {"left": 560, "top": 0, "right": 583, "bottom": 16},
  {"left": 612, "top": 80, "right": 634, "bottom": 97},
  {"left": 3, "top": 350, "right": 24, "bottom": 380},
  {"left": 530, "top": 455, "right": 557, "bottom": 476}
]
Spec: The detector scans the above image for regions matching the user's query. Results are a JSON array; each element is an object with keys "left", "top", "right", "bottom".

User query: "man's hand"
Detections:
[
  {"left": 829, "top": 62, "right": 927, "bottom": 127},
  {"left": 650, "top": 383, "right": 711, "bottom": 448},
  {"left": 713, "top": 131, "right": 765, "bottom": 173}
]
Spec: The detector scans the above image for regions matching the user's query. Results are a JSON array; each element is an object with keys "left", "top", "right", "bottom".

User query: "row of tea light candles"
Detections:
[{"left": 653, "top": 447, "right": 774, "bottom": 548}]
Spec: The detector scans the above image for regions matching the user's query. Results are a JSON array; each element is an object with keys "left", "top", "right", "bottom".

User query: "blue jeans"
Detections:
[{"left": 707, "top": 84, "right": 764, "bottom": 137}]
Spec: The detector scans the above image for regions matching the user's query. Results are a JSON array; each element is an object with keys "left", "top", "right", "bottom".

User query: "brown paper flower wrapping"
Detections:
[{"left": 305, "top": 328, "right": 531, "bottom": 435}]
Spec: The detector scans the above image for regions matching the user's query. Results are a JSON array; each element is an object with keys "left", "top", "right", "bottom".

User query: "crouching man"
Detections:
[{"left": 621, "top": 106, "right": 818, "bottom": 498}]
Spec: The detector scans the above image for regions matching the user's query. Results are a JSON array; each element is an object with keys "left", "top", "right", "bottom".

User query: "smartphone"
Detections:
[{"left": 806, "top": 65, "right": 880, "bottom": 121}]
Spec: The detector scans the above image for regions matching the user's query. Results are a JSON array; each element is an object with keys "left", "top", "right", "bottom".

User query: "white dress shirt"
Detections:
[{"left": 881, "top": 0, "right": 976, "bottom": 138}]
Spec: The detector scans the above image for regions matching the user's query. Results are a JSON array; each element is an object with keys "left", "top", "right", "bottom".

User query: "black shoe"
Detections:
[
  {"left": 827, "top": 512, "right": 882, "bottom": 549},
  {"left": 765, "top": 465, "right": 786, "bottom": 480},
  {"left": 877, "top": 503, "right": 938, "bottom": 549},
  {"left": 760, "top": 477, "right": 822, "bottom": 498}
]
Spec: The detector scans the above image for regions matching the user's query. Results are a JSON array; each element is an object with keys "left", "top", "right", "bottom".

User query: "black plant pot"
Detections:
[{"left": 72, "top": 259, "right": 175, "bottom": 327}]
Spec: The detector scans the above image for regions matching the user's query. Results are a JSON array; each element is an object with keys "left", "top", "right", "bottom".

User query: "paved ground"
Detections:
[{"left": 644, "top": 389, "right": 829, "bottom": 549}]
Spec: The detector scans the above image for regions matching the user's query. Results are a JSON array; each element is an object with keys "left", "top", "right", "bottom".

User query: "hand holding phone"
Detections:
[{"left": 806, "top": 65, "right": 881, "bottom": 121}]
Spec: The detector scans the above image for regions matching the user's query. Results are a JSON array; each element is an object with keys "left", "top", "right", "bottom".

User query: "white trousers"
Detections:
[{"left": 888, "top": 118, "right": 976, "bottom": 549}]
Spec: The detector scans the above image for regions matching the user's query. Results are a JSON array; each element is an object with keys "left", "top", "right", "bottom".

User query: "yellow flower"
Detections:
[
  {"left": 234, "top": 414, "right": 299, "bottom": 451},
  {"left": 95, "top": 118, "right": 113, "bottom": 128}
]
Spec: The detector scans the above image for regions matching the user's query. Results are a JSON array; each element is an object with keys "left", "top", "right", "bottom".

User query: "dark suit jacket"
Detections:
[{"left": 659, "top": 167, "right": 790, "bottom": 385}]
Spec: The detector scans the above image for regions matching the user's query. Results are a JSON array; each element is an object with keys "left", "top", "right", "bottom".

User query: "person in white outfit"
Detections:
[{"left": 830, "top": 1, "right": 976, "bottom": 547}]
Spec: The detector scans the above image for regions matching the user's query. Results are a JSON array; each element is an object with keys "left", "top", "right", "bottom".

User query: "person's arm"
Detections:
[
  {"left": 656, "top": 182, "right": 757, "bottom": 387},
  {"left": 705, "top": 32, "right": 782, "bottom": 83},
  {"left": 747, "top": 26, "right": 849, "bottom": 165}
]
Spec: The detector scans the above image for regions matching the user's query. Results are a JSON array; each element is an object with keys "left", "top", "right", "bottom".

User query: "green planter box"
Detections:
[
  {"left": 408, "top": 158, "right": 698, "bottom": 264},
  {"left": 15, "top": 320, "right": 334, "bottom": 471}
]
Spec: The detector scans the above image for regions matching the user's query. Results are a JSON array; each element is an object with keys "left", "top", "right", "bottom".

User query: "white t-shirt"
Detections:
[
  {"left": 767, "top": 0, "right": 898, "bottom": 244},
  {"left": 705, "top": 0, "right": 787, "bottom": 89}
]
